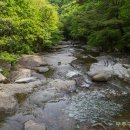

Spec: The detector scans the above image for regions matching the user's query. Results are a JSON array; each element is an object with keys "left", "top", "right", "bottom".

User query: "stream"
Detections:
[{"left": 0, "top": 41, "right": 130, "bottom": 130}]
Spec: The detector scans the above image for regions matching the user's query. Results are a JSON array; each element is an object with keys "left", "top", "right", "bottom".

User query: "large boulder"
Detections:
[
  {"left": 17, "top": 55, "right": 47, "bottom": 69},
  {"left": 87, "top": 63, "right": 112, "bottom": 77},
  {"left": 88, "top": 62, "right": 130, "bottom": 81},
  {"left": 92, "top": 72, "right": 111, "bottom": 82},
  {"left": 0, "top": 73, "right": 7, "bottom": 83},
  {"left": 24, "top": 120, "right": 46, "bottom": 130},
  {"left": 11, "top": 68, "right": 46, "bottom": 83},
  {"left": 0, "top": 92, "right": 17, "bottom": 113}
]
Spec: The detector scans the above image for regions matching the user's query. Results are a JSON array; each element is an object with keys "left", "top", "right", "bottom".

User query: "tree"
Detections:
[{"left": 0, "top": 0, "right": 61, "bottom": 54}]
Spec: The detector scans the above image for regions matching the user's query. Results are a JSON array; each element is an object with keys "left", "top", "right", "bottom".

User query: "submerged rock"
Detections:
[
  {"left": 24, "top": 120, "right": 46, "bottom": 130},
  {"left": 29, "top": 89, "right": 62, "bottom": 106}
]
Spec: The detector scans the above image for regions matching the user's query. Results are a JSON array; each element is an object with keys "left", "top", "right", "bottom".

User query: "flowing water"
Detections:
[{"left": 0, "top": 42, "right": 130, "bottom": 130}]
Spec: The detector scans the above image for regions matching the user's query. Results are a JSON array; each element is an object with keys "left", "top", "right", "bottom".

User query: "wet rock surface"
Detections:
[
  {"left": 0, "top": 42, "right": 130, "bottom": 130},
  {"left": 49, "top": 79, "right": 76, "bottom": 92},
  {"left": 0, "top": 73, "right": 7, "bottom": 83},
  {"left": 24, "top": 120, "right": 46, "bottom": 130}
]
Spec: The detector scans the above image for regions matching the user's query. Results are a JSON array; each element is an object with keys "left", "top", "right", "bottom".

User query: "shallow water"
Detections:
[{"left": 0, "top": 42, "right": 130, "bottom": 130}]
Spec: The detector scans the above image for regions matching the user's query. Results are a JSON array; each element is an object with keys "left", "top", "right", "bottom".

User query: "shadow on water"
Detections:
[{"left": 43, "top": 68, "right": 55, "bottom": 78}]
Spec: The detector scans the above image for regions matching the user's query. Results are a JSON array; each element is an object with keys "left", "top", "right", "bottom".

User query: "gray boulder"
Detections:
[
  {"left": 17, "top": 55, "right": 47, "bottom": 69},
  {"left": 88, "top": 62, "right": 130, "bottom": 81},
  {"left": 49, "top": 79, "right": 76, "bottom": 92},
  {"left": 24, "top": 120, "right": 46, "bottom": 130}
]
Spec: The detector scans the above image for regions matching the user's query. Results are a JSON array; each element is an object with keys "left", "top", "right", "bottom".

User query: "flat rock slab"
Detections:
[
  {"left": 11, "top": 68, "right": 31, "bottom": 82},
  {"left": 0, "top": 92, "right": 17, "bottom": 113},
  {"left": 44, "top": 53, "right": 76, "bottom": 67},
  {"left": 0, "top": 81, "right": 44, "bottom": 96},
  {"left": 15, "top": 77, "right": 38, "bottom": 83},
  {"left": 17, "top": 55, "right": 47, "bottom": 69},
  {"left": 25, "top": 120, "right": 46, "bottom": 130}
]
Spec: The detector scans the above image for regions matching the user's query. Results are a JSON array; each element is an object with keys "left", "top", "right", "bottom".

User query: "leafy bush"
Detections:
[{"left": 0, "top": 0, "right": 62, "bottom": 54}]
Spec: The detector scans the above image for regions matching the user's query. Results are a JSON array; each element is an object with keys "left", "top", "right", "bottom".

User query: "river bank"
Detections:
[{"left": 0, "top": 41, "right": 130, "bottom": 130}]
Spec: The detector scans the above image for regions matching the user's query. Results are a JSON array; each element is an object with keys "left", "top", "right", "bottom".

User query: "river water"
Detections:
[{"left": 0, "top": 42, "right": 130, "bottom": 130}]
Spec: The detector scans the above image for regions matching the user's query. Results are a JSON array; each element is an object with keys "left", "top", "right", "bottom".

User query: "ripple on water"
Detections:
[{"left": 65, "top": 91, "right": 122, "bottom": 124}]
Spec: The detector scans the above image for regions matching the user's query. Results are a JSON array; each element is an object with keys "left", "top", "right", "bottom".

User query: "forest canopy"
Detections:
[
  {"left": 0, "top": 0, "right": 130, "bottom": 62},
  {"left": 50, "top": 0, "right": 130, "bottom": 51}
]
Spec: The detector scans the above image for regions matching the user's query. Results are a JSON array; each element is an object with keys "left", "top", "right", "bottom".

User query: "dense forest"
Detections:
[{"left": 0, "top": 0, "right": 130, "bottom": 62}]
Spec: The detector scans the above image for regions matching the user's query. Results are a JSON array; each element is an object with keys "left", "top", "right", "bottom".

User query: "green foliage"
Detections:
[
  {"left": 60, "top": 0, "right": 130, "bottom": 51},
  {"left": 0, "top": 52, "right": 18, "bottom": 64},
  {"left": 0, "top": 0, "right": 62, "bottom": 55}
]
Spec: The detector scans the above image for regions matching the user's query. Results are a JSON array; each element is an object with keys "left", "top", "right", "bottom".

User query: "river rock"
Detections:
[
  {"left": 66, "top": 71, "right": 81, "bottom": 79},
  {"left": 11, "top": 68, "right": 31, "bottom": 82},
  {"left": 88, "top": 62, "right": 130, "bottom": 80},
  {"left": 35, "top": 66, "right": 49, "bottom": 73},
  {"left": 15, "top": 77, "right": 38, "bottom": 83},
  {"left": 24, "top": 120, "right": 46, "bottom": 130},
  {"left": 49, "top": 79, "right": 76, "bottom": 92},
  {"left": 17, "top": 55, "right": 47, "bottom": 69},
  {"left": 0, "top": 73, "right": 7, "bottom": 83},
  {"left": 0, "top": 92, "right": 17, "bottom": 113},
  {"left": 88, "top": 63, "right": 112, "bottom": 77},
  {"left": 0, "top": 81, "right": 44, "bottom": 96},
  {"left": 92, "top": 72, "right": 111, "bottom": 82}
]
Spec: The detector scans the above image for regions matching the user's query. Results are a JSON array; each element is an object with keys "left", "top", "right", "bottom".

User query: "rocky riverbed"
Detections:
[{"left": 0, "top": 41, "right": 130, "bottom": 130}]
